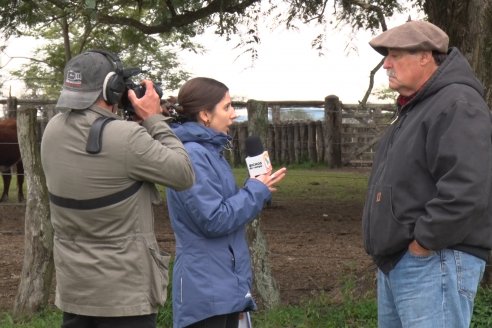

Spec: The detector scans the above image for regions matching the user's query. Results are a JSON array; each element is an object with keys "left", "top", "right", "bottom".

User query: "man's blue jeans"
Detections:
[{"left": 377, "top": 249, "right": 485, "bottom": 328}]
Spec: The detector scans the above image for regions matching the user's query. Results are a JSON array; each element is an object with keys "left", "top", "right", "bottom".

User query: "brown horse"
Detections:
[{"left": 0, "top": 118, "right": 24, "bottom": 202}]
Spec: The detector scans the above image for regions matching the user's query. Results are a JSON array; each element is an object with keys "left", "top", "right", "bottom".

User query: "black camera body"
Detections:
[{"left": 119, "top": 68, "right": 163, "bottom": 120}]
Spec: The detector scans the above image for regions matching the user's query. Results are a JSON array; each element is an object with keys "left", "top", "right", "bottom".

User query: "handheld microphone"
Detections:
[{"left": 245, "top": 136, "right": 272, "bottom": 177}]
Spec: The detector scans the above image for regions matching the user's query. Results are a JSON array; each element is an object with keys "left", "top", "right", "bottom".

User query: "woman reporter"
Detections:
[{"left": 166, "top": 77, "right": 286, "bottom": 328}]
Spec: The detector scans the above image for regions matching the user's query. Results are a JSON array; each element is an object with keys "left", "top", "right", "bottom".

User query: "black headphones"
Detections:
[{"left": 86, "top": 49, "right": 126, "bottom": 105}]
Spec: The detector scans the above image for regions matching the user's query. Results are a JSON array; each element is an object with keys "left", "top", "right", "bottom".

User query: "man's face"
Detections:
[{"left": 383, "top": 49, "right": 428, "bottom": 96}]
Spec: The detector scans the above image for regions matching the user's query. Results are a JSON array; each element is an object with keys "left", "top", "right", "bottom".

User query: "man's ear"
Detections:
[{"left": 420, "top": 51, "right": 434, "bottom": 65}]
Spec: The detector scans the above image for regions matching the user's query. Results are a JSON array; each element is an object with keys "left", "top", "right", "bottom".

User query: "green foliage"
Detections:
[
  {"left": 471, "top": 287, "right": 492, "bottom": 327},
  {"left": 1, "top": 0, "right": 427, "bottom": 97},
  {"left": 6, "top": 287, "right": 492, "bottom": 327},
  {"left": 0, "top": 308, "right": 62, "bottom": 328},
  {"left": 156, "top": 259, "right": 174, "bottom": 327},
  {"left": 2, "top": 0, "right": 198, "bottom": 97},
  {"left": 250, "top": 282, "right": 377, "bottom": 327},
  {"left": 373, "top": 86, "right": 398, "bottom": 102}
]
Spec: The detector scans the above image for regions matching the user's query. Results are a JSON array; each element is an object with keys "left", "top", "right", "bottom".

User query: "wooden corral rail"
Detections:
[
  {"left": 1, "top": 96, "right": 396, "bottom": 167},
  {"left": 228, "top": 97, "right": 395, "bottom": 167}
]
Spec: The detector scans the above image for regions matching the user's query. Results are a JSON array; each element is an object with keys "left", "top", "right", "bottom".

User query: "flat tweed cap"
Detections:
[{"left": 369, "top": 20, "right": 449, "bottom": 56}]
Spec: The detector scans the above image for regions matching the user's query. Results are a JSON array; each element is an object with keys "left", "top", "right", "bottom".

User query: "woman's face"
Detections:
[{"left": 207, "top": 91, "right": 237, "bottom": 134}]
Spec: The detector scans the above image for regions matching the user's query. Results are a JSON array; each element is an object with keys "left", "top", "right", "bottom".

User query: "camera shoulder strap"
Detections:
[
  {"left": 48, "top": 181, "right": 143, "bottom": 210},
  {"left": 86, "top": 116, "right": 116, "bottom": 154},
  {"left": 49, "top": 116, "right": 143, "bottom": 210}
]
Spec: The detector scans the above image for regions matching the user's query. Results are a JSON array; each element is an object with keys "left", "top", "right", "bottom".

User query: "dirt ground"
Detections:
[{"left": 0, "top": 195, "right": 375, "bottom": 312}]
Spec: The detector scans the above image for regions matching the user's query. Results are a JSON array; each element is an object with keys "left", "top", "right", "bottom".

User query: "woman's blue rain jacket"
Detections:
[{"left": 166, "top": 122, "right": 272, "bottom": 327}]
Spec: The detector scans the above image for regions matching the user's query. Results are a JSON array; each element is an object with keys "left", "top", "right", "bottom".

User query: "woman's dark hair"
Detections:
[{"left": 175, "top": 77, "right": 229, "bottom": 122}]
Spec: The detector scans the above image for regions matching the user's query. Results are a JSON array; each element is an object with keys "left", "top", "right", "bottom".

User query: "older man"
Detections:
[{"left": 362, "top": 20, "right": 492, "bottom": 327}]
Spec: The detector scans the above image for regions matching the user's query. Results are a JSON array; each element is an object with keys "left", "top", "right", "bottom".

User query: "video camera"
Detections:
[{"left": 119, "top": 67, "right": 163, "bottom": 120}]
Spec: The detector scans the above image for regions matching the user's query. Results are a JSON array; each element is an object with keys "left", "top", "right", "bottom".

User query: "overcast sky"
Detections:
[
  {"left": 1, "top": 8, "right": 422, "bottom": 104},
  {"left": 179, "top": 25, "right": 385, "bottom": 103}
]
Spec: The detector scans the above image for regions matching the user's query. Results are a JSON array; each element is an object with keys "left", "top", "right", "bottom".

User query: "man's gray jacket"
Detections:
[{"left": 41, "top": 105, "right": 194, "bottom": 316}]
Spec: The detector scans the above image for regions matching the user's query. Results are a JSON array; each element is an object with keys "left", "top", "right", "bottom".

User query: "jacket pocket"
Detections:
[
  {"left": 148, "top": 247, "right": 171, "bottom": 305},
  {"left": 363, "top": 184, "right": 413, "bottom": 256}
]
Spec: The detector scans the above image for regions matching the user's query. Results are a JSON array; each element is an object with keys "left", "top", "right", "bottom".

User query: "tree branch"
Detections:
[
  {"left": 96, "top": 0, "right": 260, "bottom": 34},
  {"left": 350, "top": 0, "right": 387, "bottom": 31},
  {"left": 1, "top": 52, "right": 50, "bottom": 67},
  {"left": 165, "top": 0, "right": 177, "bottom": 17},
  {"left": 305, "top": 0, "right": 330, "bottom": 23},
  {"left": 350, "top": 0, "right": 388, "bottom": 107},
  {"left": 360, "top": 58, "right": 384, "bottom": 106}
]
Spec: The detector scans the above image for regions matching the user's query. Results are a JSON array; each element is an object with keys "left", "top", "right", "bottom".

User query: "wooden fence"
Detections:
[
  {"left": 226, "top": 97, "right": 395, "bottom": 167},
  {"left": 0, "top": 96, "right": 396, "bottom": 167}
]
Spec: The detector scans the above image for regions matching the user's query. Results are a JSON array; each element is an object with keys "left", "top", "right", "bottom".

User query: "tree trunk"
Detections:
[
  {"left": 13, "top": 107, "right": 54, "bottom": 318},
  {"left": 246, "top": 216, "right": 281, "bottom": 309},
  {"left": 245, "top": 100, "right": 280, "bottom": 309},
  {"left": 424, "top": 0, "right": 492, "bottom": 287},
  {"left": 425, "top": 0, "right": 492, "bottom": 105}
]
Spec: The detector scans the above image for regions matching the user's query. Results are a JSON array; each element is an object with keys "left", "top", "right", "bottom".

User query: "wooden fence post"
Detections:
[
  {"left": 315, "top": 121, "right": 324, "bottom": 163},
  {"left": 307, "top": 121, "right": 317, "bottom": 163},
  {"left": 6, "top": 96, "right": 18, "bottom": 118},
  {"left": 299, "top": 123, "right": 308, "bottom": 162},
  {"left": 271, "top": 105, "right": 281, "bottom": 124},
  {"left": 274, "top": 124, "right": 282, "bottom": 164},
  {"left": 293, "top": 123, "right": 300, "bottom": 164},
  {"left": 324, "top": 95, "right": 342, "bottom": 168},
  {"left": 13, "top": 106, "right": 54, "bottom": 318},
  {"left": 287, "top": 124, "right": 294, "bottom": 164},
  {"left": 267, "top": 126, "right": 275, "bottom": 163},
  {"left": 281, "top": 124, "right": 289, "bottom": 164},
  {"left": 245, "top": 99, "right": 281, "bottom": 309}
]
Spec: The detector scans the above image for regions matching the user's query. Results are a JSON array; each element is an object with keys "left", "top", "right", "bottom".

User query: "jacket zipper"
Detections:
[
  {"left": 366, "top": 108, "right": 409, "bottom": 253},
  {"left": 228, "top": 245, "right": 236, "bottom": 272}
]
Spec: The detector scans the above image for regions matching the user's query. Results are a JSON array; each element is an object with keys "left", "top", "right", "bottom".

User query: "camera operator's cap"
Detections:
[
  {"left": 369, "top": 20, "right": 449, "bottom": 56},
  {"left": 56, "top": 52, "right": 114, "bottom": 110}
]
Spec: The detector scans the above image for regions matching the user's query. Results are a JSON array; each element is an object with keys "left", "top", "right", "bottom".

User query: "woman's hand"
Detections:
[{"left": 253, "top": 167, "right": 287, "bottom": 192}]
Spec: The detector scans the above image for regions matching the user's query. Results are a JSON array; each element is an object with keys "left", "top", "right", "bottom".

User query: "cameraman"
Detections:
[{"left": 40, "top": 50, "right": 195, "bottom": 328}]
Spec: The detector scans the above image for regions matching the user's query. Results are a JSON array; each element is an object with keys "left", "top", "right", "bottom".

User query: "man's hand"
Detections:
[
  {"left": 408, "top": 239, "right": 432, "bottom": 256},
  {"left": 127, "top": 80, "right": 162, "bottom": 121}
]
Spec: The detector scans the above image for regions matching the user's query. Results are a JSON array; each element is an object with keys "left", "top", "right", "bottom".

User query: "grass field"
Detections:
[
  {"left": 2, "top": 286, "right": 492, "bottom": 327},
  {"left": 2, "top": 167, "right": 492, "bottom": 327}
]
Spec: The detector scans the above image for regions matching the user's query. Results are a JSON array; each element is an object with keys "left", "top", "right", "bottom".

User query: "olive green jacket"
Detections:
[{"left": 40, "top": 105, "right": 194, "bottom": 316}]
